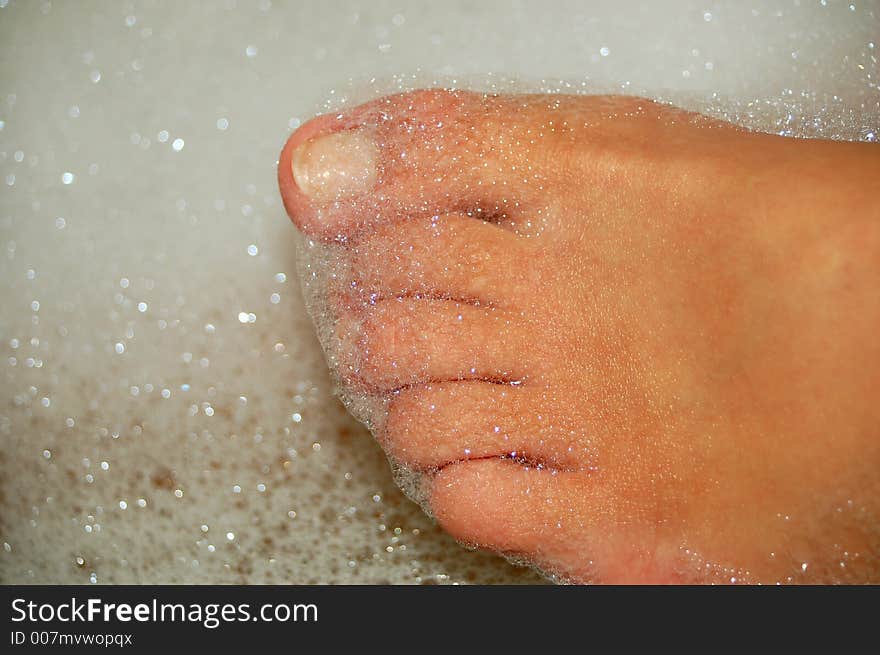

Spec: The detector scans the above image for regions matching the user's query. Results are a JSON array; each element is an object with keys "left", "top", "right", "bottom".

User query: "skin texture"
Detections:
[{"left": 278, "top": 90, "right": 880, "bottom": 583}]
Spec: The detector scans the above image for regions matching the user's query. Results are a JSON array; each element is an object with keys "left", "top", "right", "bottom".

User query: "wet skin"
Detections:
[{"left": 279, "top": 90, "right": 880, "bottom": 583}]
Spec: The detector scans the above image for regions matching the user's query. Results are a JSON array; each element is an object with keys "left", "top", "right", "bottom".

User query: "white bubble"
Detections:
[
  {"left": 599, "top": 46, "right": 610, "bottom": 57},
  {"left": 114, "top": 342, "right": 125, "bottom": 354},
  {"left": 247, "top": 244, "right": 258, "bottom": 256},
  {"left": 216, "top": 117, "right": 229, "bottom": 130},
  {"left": 245, "top": 45, "right": 258, "bottom": 58},
  {"left": 171, "top": 138, "right": 185, "bottom": 151},
  {"left": 61, "top": 172, "right": 74, "bottom": 184}
]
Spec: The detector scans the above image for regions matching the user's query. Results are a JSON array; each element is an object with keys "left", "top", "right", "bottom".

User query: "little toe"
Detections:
[{"left": 430, "top": 459, "right": 612, "bottom": 581}]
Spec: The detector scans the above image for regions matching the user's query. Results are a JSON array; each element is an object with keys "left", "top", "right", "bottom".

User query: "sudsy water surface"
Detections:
[{"left": 0, "top": 1, "right": 877, "bottom": 583}]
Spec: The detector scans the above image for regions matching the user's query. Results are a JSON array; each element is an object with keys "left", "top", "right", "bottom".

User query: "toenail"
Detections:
[{"left": 291, "top": 130, "right": 378, "bottom": 202}]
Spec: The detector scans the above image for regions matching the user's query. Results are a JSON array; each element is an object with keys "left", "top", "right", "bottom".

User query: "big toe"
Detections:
[{"left": 278, "top": 89, "right": 546, "bottom": 240}]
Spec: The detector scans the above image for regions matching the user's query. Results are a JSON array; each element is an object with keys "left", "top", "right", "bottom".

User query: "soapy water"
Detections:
[
  {"left": 289, "top": 73, "right": 879, "bottom": 583},
  {"left": 1, "top": 0, "right": 876, "bottom": 584}
]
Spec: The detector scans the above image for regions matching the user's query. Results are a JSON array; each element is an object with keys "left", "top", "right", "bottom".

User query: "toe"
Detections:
[
  {"left": 278, "top": 89, "right": 544, "bottom": 240},
  {"left": 430, "top": 459, "right": 611, "bottom": 580},
  {"left": 332, "top": 299, "right": 538, "bottom": 391},
  {"left": 381, "top": 381, "right": 594, "bottom": 471},
  {"left": 341, "top": 212, "right": 537, "bottom": 308}
]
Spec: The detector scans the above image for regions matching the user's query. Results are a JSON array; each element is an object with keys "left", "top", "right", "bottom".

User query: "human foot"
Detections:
[{"left": 278, "top": 89, "right": 880, "bottom": 584}]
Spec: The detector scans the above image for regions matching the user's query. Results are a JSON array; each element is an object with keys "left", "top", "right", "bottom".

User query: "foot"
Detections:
[{"left": 278, "top": 90, "right": 880, "bottom": 583}]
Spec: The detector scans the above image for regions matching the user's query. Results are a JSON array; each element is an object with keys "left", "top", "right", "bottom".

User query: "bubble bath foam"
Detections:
[{"left": 0, "top": 0, "right": 876, "bottom": 584}]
